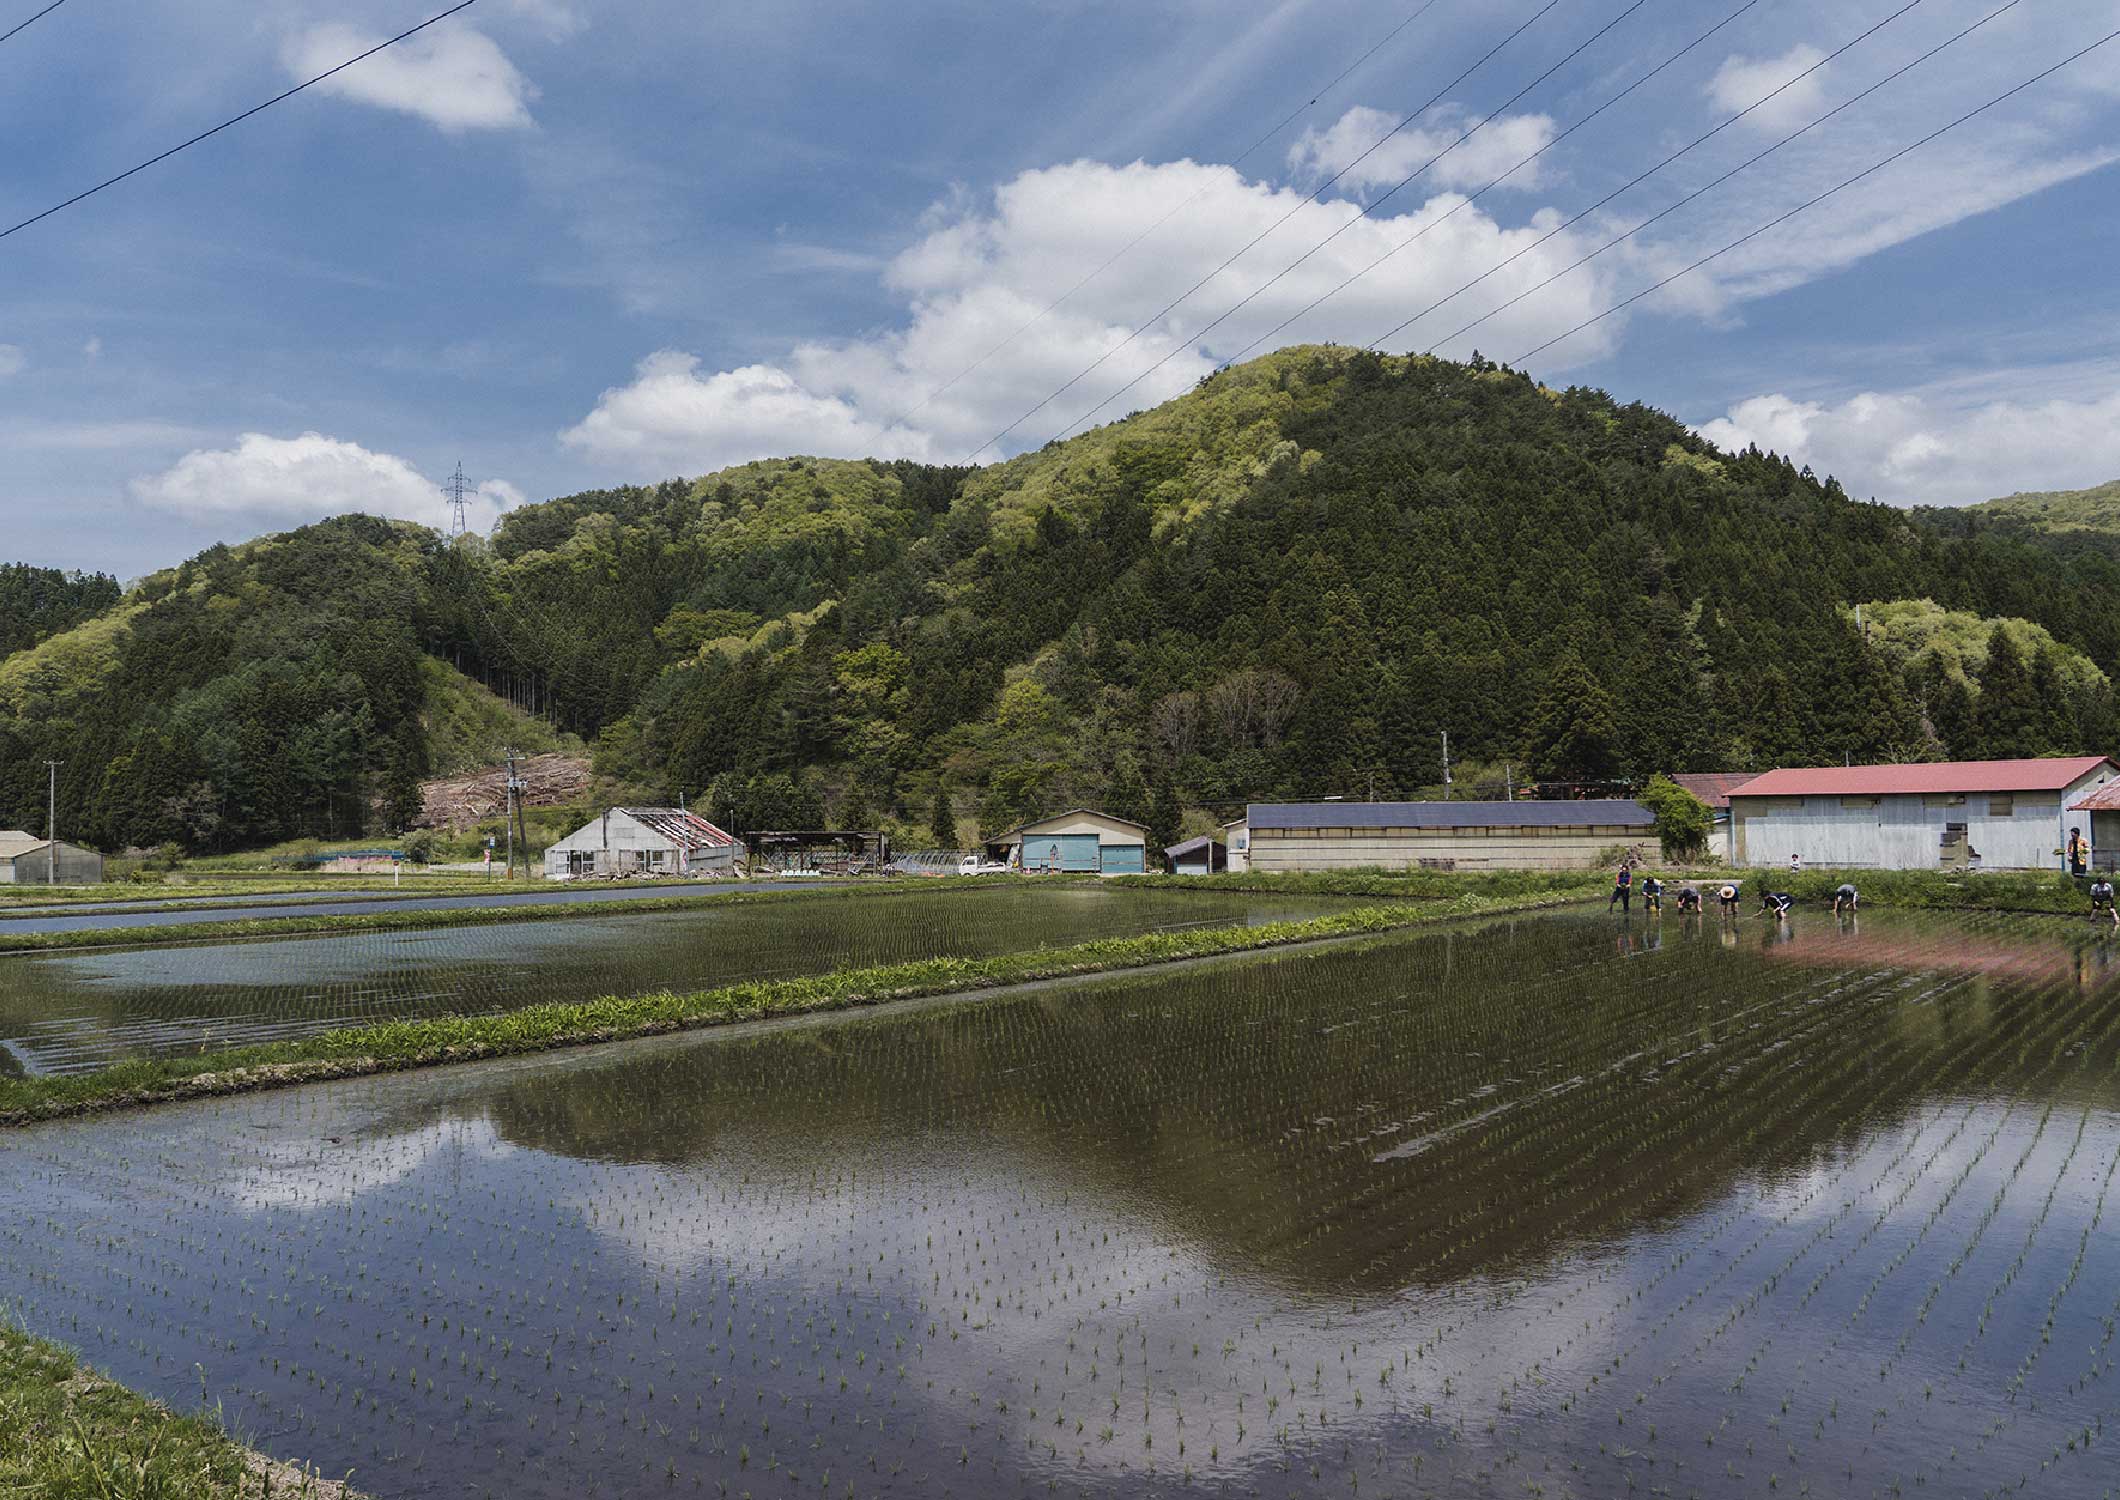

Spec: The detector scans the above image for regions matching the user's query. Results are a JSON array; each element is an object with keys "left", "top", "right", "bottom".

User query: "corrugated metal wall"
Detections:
[
  {"left": 1248, "top": 824, "right": 1652, "bottom": 871},
  {"left": 0, "top": 843, "right": 104, "bottom": 885},
  {"left": 1731, "top": 789, "right": 2076, "bottom": 869}
]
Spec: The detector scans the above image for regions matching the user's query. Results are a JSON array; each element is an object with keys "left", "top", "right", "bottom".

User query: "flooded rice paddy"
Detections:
[
  {"left": 0, "top": 885, "right": 1340, "bottom": 1076},
  {"left": 5, "top": 906, "right": 2120, "bottom": 1498}
]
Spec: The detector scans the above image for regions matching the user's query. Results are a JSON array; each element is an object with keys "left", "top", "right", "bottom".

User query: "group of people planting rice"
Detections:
[
  {"left": 1606, "top": 861, "right": 1828, "bottom": 919},
  {"left": 1606, "top": 828, "right": 2120, "bottom": 927}
]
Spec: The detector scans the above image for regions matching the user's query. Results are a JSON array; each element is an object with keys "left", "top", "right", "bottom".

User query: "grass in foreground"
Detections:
[
  {"left": 0, "top": 1319, "right": 357, "bottom": 1498},
  {"left": 0, "top": 881, "right": 1601, "bottom": 1125}
]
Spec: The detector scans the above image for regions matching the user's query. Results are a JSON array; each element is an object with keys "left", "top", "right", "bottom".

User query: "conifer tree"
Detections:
[
  {"left": 1973, "top": 628, "right": 2046, "bottom": 757},
  {"left": 1522, "top": 655, "right": 1625, "bottom": 786},
  {"left": 928, "top": 777, "right": 957, "bottom": 850}
]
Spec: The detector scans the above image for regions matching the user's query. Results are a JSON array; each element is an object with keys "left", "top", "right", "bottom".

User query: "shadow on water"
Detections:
[{"left": 3, "top": 908, "right": 2120, "bottom": 1498}]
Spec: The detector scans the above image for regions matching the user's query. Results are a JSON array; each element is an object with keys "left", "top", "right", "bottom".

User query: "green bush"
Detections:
[{"left": 1637, "top": 775, "right": 1714, "bottom": 861}]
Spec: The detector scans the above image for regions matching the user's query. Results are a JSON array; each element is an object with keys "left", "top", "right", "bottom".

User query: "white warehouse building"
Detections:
[
  {"left": 1726, "top": 757, "right": 2118, "bottom": 871},
  {"left": 544, "top": 807, "right": 738, "bottom": 880}
]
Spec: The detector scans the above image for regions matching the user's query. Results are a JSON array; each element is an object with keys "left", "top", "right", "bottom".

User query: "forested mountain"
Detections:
[
  {"left": 1941, "top": 478, "right": 2120, "bottom": 539},
  {"left": 0, "top": 564, "right": 120, "bottom": 659},
  {"left": 10, "top": 346, "right": 2120, "bottom": 852}
]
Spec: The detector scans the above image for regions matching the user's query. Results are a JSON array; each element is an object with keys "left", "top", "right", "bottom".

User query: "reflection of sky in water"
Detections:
[
  {"left": 4, "top": 910, "right": 2120, "bottom": 1497},
  {"left": 0, "top": 886, "right": 1342, "bottom": 1074}
]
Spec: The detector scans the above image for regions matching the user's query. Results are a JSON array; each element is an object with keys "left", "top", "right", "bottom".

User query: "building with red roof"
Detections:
[{"left": 1726, "top": 757, "right": 2118, "bottom": 870}]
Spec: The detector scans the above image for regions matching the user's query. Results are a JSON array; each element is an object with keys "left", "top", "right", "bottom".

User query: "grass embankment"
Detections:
[
  {"left": 1766, "top": 867, "right": 2111, "bottom": 914},
  {"left": 0, "top": 881, "right": 1601, "bottom": 1126},
  {"left": 1145, "top": 864, "right": 2114, "bottom": 916},
  {"left": 0, "top": 878, "right": 964, "bottom": 955},
  {"left": 0, "top": 1320, "right": 357, "bottom": 1498},
  {"left": 1124, "top": 869, "right": 1599, "bottom": 900},
  {"left": 0, "top": 876, "right": 725, "bottom": 920}
]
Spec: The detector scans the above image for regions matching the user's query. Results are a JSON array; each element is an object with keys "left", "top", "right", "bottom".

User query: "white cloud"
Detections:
[
  {"left": 0, "top": 344, "right": 25, "bottom": 378},
  {"left": 1288, "top": 105, "right": 1559, "bottom": 196},
  {"left": 283, "top": 22, "right": 535, "bottom": 132},
  {"left": 1706, "top": 44, "right": 1829, "bottom": 132},
  {"left": 564, "top": 157, "right": 1620, "bottom": 473},
  {"left": 562, "top": 354, "right": 933, "bottom": 475},
  {"left": 81, "top": 336, "right": 102, "bottom": 359},
  {"left": 497, "top": 0, "right": 582, "bottom": 39},
  {"left": 1696, "top": 385, "right": 2120, "bottom": 505},
  {"left": 130, "top": 432, "right": 519, "bottom": 532}
]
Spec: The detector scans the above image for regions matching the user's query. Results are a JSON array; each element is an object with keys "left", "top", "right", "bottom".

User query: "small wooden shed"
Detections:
[{"left": 1165, "top": 835, "right": 1228, "bottom": 874}]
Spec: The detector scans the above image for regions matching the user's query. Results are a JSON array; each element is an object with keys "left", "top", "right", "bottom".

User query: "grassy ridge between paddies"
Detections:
[
  {"left": 0, "top": 880, "right": 1603, "bottom": 1126},
  {"left": 0, "top": 876, "right": 1014, "bottom": 955},
  {"left": 0, "top": 876, "right": 733, "bottom": 922},
  {"left": 1753, "top": 867, "right": 2108, "bottom": 914},
  {"left": 0, "top": 1319, "right": 359, "bottom": 1498},
  {"left": 1136, "top": 864, "right": 2114, "bottom": 915}
]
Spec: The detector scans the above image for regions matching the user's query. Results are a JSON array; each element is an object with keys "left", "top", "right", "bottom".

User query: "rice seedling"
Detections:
[{"left": 1, "top": 907, "right": 2118, "bottom": 1497}]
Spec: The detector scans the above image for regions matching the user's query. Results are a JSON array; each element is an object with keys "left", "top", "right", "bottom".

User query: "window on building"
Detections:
[
  {"left": 1839, "top": 796, "right": 1878, "bottom": 810},
  {"left": 1989, "top": 794, "right": 2014, "bottom": 817},
  {"left": 1923, "top": 794, "right": 1968, "bottom": 808}
]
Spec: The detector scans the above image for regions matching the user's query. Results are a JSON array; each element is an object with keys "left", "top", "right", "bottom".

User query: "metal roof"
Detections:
[
  {"left": 997, "top": 808, "right": 1151, "bottom": 842},
  {"left": 1731, "top": 758, "right": 2115, "bottom": 799},
  {"left": 1668, "top": 772, "right": 1753, "bottom": 811},
  {"left": 0, "top": 831, "right": 45, "bottom": 859},
  {"left": 1164, "top": 835, "right": 1225, "bottom": 857},
  {"left": 619, "top": 807, "right": 735, "bottom": 850},
  {"left": 2070, "top": 782, "right": 2120, "bottom": 812},
  {"left": 1245, "top": 799, "right": 1654, "bottom": 830}
]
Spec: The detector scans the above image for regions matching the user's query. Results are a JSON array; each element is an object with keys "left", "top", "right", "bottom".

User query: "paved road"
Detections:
[{"left": 0, "top": 880, "right": 834, "bottom": 936}]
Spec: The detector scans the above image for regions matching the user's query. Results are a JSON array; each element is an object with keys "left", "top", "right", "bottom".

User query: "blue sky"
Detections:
[{"left": 3, "top": 0, "right": 2117, "bottom": 577}]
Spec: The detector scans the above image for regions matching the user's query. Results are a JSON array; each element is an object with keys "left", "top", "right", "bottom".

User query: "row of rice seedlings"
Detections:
[{"left": 4, "top": 910, "right": 2117, "bottom": 1496}]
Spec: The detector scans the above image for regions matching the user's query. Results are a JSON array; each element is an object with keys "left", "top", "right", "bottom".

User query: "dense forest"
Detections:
[
  {"left": 7, "top": 346, "right": 2120, "bottom": 853},
  {"left": 0, "top": 564, "right": 120, "bottom": 660}
]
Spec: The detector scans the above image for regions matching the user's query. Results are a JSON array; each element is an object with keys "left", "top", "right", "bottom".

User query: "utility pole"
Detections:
[
  {"left": 445, "top": 462, "right": 471, "bottom": 538},
  {"left": 1505, "top": 761, "right": 1514, "bottom": 801},
  {"left": 1440, "top": 732, "right": 1452, "bottom": 801},
  {"left": 503, "top": 748, "right": 519, "bottom": 880},
  {"left": 45, "top": 761, "right": 58, "bottom": 886}
]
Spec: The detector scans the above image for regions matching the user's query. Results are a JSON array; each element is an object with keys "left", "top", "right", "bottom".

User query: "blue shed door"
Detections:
[
  {"left": 1101, "top": 843, "right": 1145, "bottom": 874},
  {"left": 1025, "top": 834, "right": 1101, "bottom": 872}
]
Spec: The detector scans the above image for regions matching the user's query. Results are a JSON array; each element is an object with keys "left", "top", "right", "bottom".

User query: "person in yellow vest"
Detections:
[{"left": 2067, "top": 826, "right": 2090, "bottom": 878}]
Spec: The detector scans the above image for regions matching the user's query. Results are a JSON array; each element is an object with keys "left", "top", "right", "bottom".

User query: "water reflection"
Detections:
[
  {"left": 2, "top": 909, "right": 2118, "bottom": 1498},
  {"left": 0, "top": 885, "right": 1342, "bottom": 1075}
]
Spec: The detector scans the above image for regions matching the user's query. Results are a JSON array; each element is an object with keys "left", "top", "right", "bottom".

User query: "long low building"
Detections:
[
  {"left": 544, "top": 807, "right": 738, "bottom": 880},
  {"left": 0, "top": 831, "right": 104, "bottom": 885},
  {"left": 1728, "top": 757, "right": 2118, "bottom": 870},
  {"left": 1231, "top": 800, "right": 1658, "bottom": 872},
  {"left": 992, "top": 810, "right": 1148, "bottom": 875}
]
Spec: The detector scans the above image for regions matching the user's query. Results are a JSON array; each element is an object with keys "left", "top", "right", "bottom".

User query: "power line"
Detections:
[
  {"left": 893, "top": 0, "right": 1450, "bottom": 428},
  {"left": 1511, "top": 22, "right": 2120, "bottom": 367},
  {"left": 1216, "top": 0, "right": 1766, "bottom": 371},
  {"left": 1179, "top": 0, "right": 1928, "bottom": 393},
  {"left": 1421, "top": 0, "right": 2019, "bottom": 356},
  {"left": 1, "top": 0, "right": 70, "bottom": 49},
  {"left": 968, "top": 0, "right": 1573, "bottom": 459},
  {"left": 1361, "top": 0, "right": 1928, "bottom": 350},
  {"left": 0, "top": 0, "right": 483, "bottom": 243},
  {"left": 1049, "top": 0, "right": 1653, "bottom": 445}
]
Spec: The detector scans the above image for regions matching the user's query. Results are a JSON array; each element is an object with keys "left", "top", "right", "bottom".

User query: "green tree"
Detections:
[
  {"left": 928, "top": 776, "right": 958, "bottom": 849},
  {"left": 1637, "top": 774, "right": 1713, "bottom": 860},
  {"left": 1146, "top": 769, "right": 1182, "bottom": 868},
  {"left": 1973, "top": 627, "right": 2045, "bottom": 757},
  {"left": 1522, "top": 656, "right": 1625, "bottom": 786}
]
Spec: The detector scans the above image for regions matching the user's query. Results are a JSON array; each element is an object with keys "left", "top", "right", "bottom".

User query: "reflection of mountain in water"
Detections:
[{"left": 466, "top": 909, "right": 2120, "bottom": 1296}]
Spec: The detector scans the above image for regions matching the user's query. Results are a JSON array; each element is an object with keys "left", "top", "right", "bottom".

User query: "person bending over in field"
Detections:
[
  {"left": 1717, "top": 883, "right": 1741, "bottom": 914},
  {"left": 1675, "top": 884, "right": 1702, "bottom": 913},
  {"left": 1759, "top": 890, "right": 1794, "bottom": 919},
  {"left": 1832, "top": 883, "right": 1859, "bottom": 914},
  {"left": 1608, "top": 861, "right": 1633, "bottom": 912},
  {"left": 1641, "top": 874, "right": 1663, "bottom": 912},
  {"left": 2091, "top": 878, "right": 2118, "bottom": 929}
]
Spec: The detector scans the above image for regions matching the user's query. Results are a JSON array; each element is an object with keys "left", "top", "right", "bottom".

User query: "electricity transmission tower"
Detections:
[{"left": 445, "top": 462, "right": 471, "bottom": 537}]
